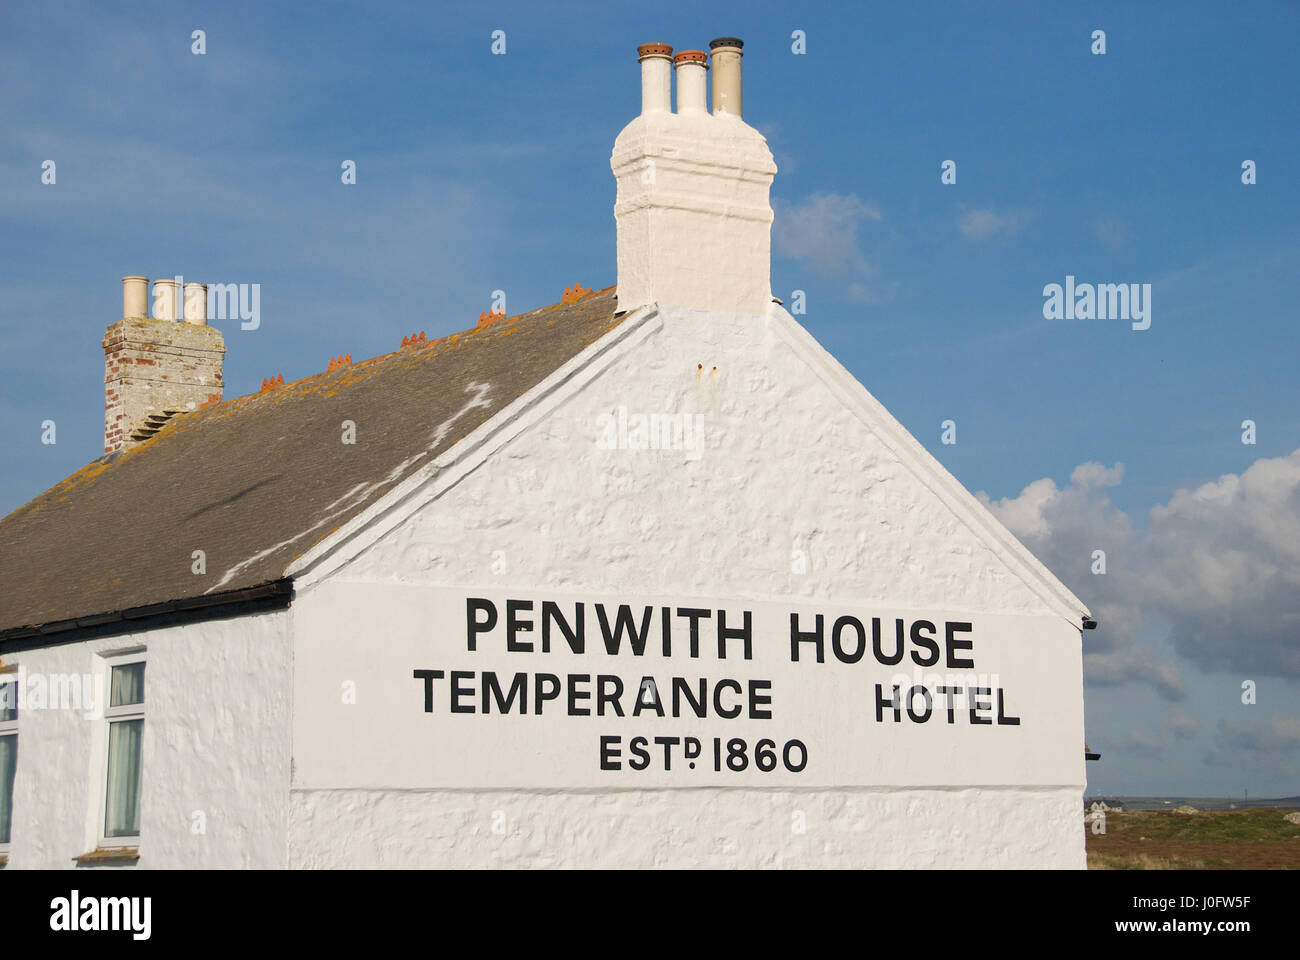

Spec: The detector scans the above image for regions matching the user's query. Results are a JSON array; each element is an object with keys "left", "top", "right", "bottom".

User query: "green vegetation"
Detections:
[
  {"left": 1089, "top": 853, "right": 1209, "bottom": 870},
  {"left": 1086, "top": 809, "right": 1300, "bottom": 870}
]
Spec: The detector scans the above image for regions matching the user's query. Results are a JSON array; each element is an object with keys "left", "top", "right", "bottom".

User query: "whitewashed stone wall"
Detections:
[
  {"left": 287, "top": 303, "right": 1087, "bottom": 868},
  {"left": 2, "top": 608, "right": 291, "bottom": 869},
  {"left": 290, "top": 787, "right": 1082, "bottom": 869}
]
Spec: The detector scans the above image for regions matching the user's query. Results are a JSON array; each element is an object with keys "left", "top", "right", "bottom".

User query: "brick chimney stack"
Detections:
[{"left": 103, "top": 276, "right": 225, "bottom": 454}]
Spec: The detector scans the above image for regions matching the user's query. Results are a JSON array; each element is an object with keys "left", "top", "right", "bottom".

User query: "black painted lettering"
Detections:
[
  {"left": 567, "top": 673, "right": 592, "bottom": 716},
  {"left": 466, "top": 598, "right": 497, "bottom": 651},
  {"left": 909, "top": 620, "right": 939, "bottom": 666},
  {"left": 412, "top": 669, "right": 445, "bottom": 713},
  {"left": 790, "top": 612, "right": 825, "bottom": 663},
  {"left": 629, "top": 736, "right": 650, "bottom": 770},
  {"left": 600, "top": 735, "right": 621, "bottom": 770},
  {"left": 505, "top": 599, "right": 534, "bottom": 652},
  {"left": 482, "top": 671, "right": 527, "bottom": 714},
  {"left": 541, "top": 600, "right": 584, "bottom": 654},
  {"left": 672, "top": 676, "right": 707, "bottom": 719},
  {"left": 597, "top": 604, "right": 654, "bottom": 656},
  {"left": 450, "top": 670, "right": 475, "bottom": 713},
  {"left": 632, "top": 677, "right": 664, "bottom": 717},
  {"left": 936, "top": 684, "right": 961, "bottom": 723},
  {"left": 875, "top": 683, "right": 901, "bottom": 722},
  {"left": 996, "top": 688, "right": 1021, "bottom": 725},
  {"left": 596, "top": 675, "right": 624, "bottom": 716},
  {"left": 654, "top": 736, "right": 679, "bottom": 770},
  {"left": 676, "top": 608, "right": 712, "bottom": 658},
  {"left": 713, "top": 678, "right": 743, "bottom": 719},
  {"left": 832, "top": 615, "right": 866, "bottom": 663},
  {"left": 906, "top": 684, "right": 933, "bottom": 722},
  {"left": 534, "top": 673, "right": 561, "bottom": 714},
  {"left": 945, "top": 622, "right": 974, "bottom": 668},
  {"left": 873, "top": 617, "right": 904, "bottom": 665},
  {"left": 718, "top": 609, "right": 753, "bottom": 660}
]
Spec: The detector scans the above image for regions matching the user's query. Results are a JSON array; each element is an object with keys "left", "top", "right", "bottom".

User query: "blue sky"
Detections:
[{"left": 2, "top": 0, "right": 1298, "bottom": 797}]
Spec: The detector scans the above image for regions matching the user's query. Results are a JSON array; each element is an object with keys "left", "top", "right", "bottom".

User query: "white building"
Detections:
[{"left": 0, "top": 39, "right": 1092, "bottom": 869}]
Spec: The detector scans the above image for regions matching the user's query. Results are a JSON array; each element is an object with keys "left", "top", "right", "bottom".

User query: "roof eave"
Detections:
[{"left": 0, "top": 579, "right": 294, "bottom": 649}]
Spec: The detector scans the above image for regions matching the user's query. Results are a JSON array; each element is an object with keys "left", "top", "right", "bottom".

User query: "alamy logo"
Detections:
[
  {"left": 155, "top": 274, "right": 261, "bottom": 330},
  {"left": 1042, "top": 275, "right": 1151, "bottom": 330},
  {"left": 4, "top": 666, "right": 104, "bottom": 719},
  {"left": 50, "top": 891, "right": 151, "bottom": 941},
  {"left": 206, "top": 282, "right": 261, "bottom": 330},
  {"left": 596, "top": 406, "right": 705, "bottom": 461}
]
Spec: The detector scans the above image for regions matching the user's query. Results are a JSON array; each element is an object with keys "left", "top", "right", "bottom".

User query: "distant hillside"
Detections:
[{"left": 1086, "top": 795, "right": 1300, "bottom": 811}]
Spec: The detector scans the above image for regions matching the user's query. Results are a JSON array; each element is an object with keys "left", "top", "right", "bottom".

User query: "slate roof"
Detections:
[{"left": 0, "top": 287, "right": 623, "bottom": 639}]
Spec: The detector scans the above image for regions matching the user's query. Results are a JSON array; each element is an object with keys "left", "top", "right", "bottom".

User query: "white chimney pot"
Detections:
[
  {"left": 152, "top": 278, "right": 179, "bottom": 321},
  {"left": 709, "top": 38, "right": 743, "bottom": 117},
  {"left": 673, "top": 51, "right": 709, "bottom": 114},
  {"left": 637, "top": 43, "right": 673, "bottom": 114},
  {"left": 183, "top": 282, "right": 208, "bottom": 325},
  {"left": 122, "top": 276, "right": 149, "bottom": 319}
]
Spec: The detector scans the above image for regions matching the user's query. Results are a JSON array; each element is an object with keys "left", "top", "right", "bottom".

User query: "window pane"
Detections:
[
  {"left": 104, "top": 719, "right": 143, "bottom": 838},
  {"left": 0, "top": 680, "right": 15, "bottom": 722},
  {"left": 0, "top": 734, "right": 16, "bottom": 845},
  {"left": 109, "top": 662, "right": 145, "bottom": 708}
]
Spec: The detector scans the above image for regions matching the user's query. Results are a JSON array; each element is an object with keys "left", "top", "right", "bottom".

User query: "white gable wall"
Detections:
[
  {"left": 2, "top": 608, "right": 292, "bottom": 868},
  {"left": 286, "top": 303, "right": 1087, "bottom": 868}
]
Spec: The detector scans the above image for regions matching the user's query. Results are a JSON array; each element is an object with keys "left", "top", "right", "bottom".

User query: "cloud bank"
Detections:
[{"left": 980, "top": 449, "right": 1300, "bottom": 696}]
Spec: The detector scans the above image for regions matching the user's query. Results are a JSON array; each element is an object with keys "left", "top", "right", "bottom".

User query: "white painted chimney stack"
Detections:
[
  {"left": 673, "top": 50, "right": 708, "bottom": 114},
  {"left": 611, "top": 37, "right": 777, "bottom": 316},
  {"left": 637, "top": 43, "right": 673, "bottom": 114},
  {"left": 709, "top": 38, "right": 743, "bottom": 117}
]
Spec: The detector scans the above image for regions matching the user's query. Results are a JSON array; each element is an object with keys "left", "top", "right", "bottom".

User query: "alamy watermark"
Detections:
[
  {"left": 1, "top": 666, "right": 105, "bottom": 719},
  {"left": 596, "top": 405, "right": 705, "bottom": 461},
  {"left": 1043, "top": 275, "right": 1150, "bottom": 330},
  {"left": 50, "top": 891, "right": 151, "bottom": 940},
  {"left": 206, "top": 281, "right": 260, "bottom": 330},
  {"left": 155, "top": 273, "right": 261, "bottom": 330}
]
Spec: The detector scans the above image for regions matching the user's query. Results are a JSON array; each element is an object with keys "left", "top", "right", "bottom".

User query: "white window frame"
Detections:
[
  {"left": 0, "top": 671, "right": 17, "bottom": 855},
  {"left": 97, "top": 652, "right": 146, "bottom": 849}
]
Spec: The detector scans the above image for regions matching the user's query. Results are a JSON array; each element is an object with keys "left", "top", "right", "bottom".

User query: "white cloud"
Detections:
[
  {"left": 1094, "top": 216, "right": 1131, "bottom": 252},
  {"left": 1070, "top": 461, "right": 1125, "bottom": 488},
  {"left": 1083, "top": 649, "right": 1185, "bottom": 701},
  {"left": 958, "top": 205, "right": 1035, "bottom": 241},
  {"left": 1205, "top": 714, "right": 1300, "bottom": 771},
  {"left": 1123, "top": 730, "right": 1164, "bottom": 759},
  {"left": 978, "top": 462, "right": 1135, "bottom": 618},
  {"left": 1216, "top": 713, "right": 1300, "bottom": 753},
  {"left": 774, "top": 193, "right": 882, "bottom": 297},
  {"left": 982, "top": 449, "right": 1300, "bottom": 696},
  {"left": 1141, "top": 452, "right": 1300, "bottom": 678},
  {"left": 1168, "top": 709, "right": 1197, "bottom": 740}
]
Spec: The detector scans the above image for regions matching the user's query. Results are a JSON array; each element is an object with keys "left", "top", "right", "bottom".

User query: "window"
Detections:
[
  {"left": 0, "top": 675, "right": 16, "bottom": 849},
  {"left": 101, "top": 657, "right": 145, "bottom": 845}
]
